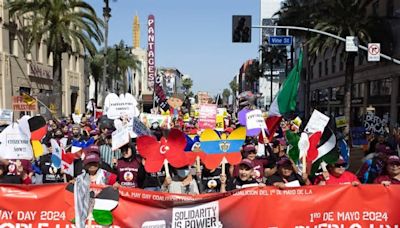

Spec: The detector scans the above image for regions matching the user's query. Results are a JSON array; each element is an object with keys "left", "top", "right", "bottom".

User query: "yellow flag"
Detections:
[
  {"left": 22, "top": 93, "right": 36, "bottom": 105},
  {"left": 215, "top": 115, "right": 224, "bottom": 131}
]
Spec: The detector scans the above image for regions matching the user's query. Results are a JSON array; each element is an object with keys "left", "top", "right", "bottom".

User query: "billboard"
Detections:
[{"left": 147, "top": 15, "right": 155, "bottom": 91}]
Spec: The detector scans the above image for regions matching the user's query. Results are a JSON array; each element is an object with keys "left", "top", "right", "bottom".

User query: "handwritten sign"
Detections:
[
  {"left": 103, "top": 93, "right": 139, "bottom": 120},
  {"left": 363, "top": 112, "right": 388, "bottom": 135},
  {"left": 304, "top": 110, "right": 330, "bottom": 133},
  {"left": 12, "top": 96, "right": 37, "bottom": 111},
  {"left": 0, "top": 124, "right": 33, "bottom": 159},
  {"left": 111, "top": 126, "right": 130, "bottom": 151},
  {"left": 246, "top": 110, "right": 267, "bottom": 130}
]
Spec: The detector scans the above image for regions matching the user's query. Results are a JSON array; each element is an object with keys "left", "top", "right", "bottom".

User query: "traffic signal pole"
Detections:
[{"left": 252, "top": 25, "right": 400, "bottom": 65}]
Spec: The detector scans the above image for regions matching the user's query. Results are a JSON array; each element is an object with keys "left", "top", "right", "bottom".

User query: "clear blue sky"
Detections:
[{"left": 86, "top": 0, "right": 262, "bottom": 96}]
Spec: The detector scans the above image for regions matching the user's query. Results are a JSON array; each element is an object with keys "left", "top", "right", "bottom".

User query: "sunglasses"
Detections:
[{"left": 334, "top": 163, "right": 347, "bottom": 168}]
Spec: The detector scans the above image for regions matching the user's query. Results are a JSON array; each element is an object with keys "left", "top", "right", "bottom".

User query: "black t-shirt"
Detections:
[
  {"left": 266, "top": 173, "right": 305, "bottom": 186},
  {"left": 226, "top": 177, "right": 259, "bottom": 191},
  {"left": 201, "top": 164, "right": 230, "bottom": 193},
  {"left": 38, "top": 153, "right": 63, "bottom": 183},
  {"left": 138, "top": 165, "right": 167, "bottom": 189}
]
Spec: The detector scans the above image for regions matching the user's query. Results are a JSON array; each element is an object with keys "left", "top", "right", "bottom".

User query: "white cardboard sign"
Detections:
[
  {"left": 0, "top": 124, "right": 33, "bottom": 160},
  {"left": 111, "top": 126, "right": 130, "bottom": 151},
  {"left": 103, "top": 93, "right": 139, "bottom": 120},
  {"left": 304, "top": 110, "right": 330, "bottom": 133},
  {"left": 72, "top": 113, "right": 83, "bottom": 124},
  {"left": 246, "top": 110, "right": 267, "bottom": 130}
]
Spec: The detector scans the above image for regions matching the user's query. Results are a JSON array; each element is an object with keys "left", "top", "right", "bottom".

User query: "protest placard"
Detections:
[
  {"left": 335, "top": 116, "right": 347, "bottom": 128},
  {"left": 246, "top": 110, "right": 267, "bottom": 130},
  {"left": 0, "top": 109, "right": 13, "bottom": 125},
  {"left": 0, "top": 124, "right": 33, "bottom": 159},
  {"left": 304, "top": 110, "right": 330, "bottom": 133},
  {"left": 132, "top": 117, "right": 152, "bottom": 136},
  {"left": 140, "top": 113, "right": 171, "bottom": 129},
  {"left": 198, "top": 104, "right": 217, "bottom": 130},
  {"left": 103, "top": 93, "right": 139, "bottom": 120},
  {"left": 111, "top": 126, "right": 130, "bottom": 151}
]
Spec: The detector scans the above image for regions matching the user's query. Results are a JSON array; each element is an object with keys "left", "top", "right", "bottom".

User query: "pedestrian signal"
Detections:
[{"left": 232, "top": 15, "right": 251, "bottom": 43}]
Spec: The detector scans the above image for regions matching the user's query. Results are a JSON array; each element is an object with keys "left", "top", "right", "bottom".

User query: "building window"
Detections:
[
  {"left": 318, "top": 62, "right": 322, "bottom": 78},
  {"left": 331, "top": 56, "right": 336, "bottom": 74},
  {"left": 352, "top": 83, "right": 364, "bottom": 98},
  {"left": 10, "top": 35, "right": 18, "bottom": 56},
  {"left": 325, "top": 59, "right": 328, "bottom": 76},
  {"left": 370, "top": 78, "right": 392, "bottom": 96}
]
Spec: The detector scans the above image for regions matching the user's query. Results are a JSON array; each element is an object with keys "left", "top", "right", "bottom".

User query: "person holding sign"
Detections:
[
  {"left": 266, "top": 157, "right": 309, "bottom": 189},
  {"left": 113, "top": 143, "right": 142, "bottom": 188},
  {"left": 221, "top": 159, "right": 263, "bottom": 192}
]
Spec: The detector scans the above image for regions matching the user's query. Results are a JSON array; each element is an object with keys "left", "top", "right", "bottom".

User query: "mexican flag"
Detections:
[{"left": 266, "top": 51, "right": 303, "bottom": 140}]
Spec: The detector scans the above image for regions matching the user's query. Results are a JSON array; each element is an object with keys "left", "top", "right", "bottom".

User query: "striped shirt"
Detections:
[{"left": 99, "top": 144, "right": 122, "bottom": 167}]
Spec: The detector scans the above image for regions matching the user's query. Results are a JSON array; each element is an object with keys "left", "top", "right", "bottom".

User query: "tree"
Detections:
[
  {"left": 244, "top": 59, "right": 262, "bottom": 91},
  {"left": 182, "top": 77, "right": 193, "bottom": 94},
  {"left": 260, "top": 45, "right": 287, "bottom": 104},
  {"left": 222, "top": 88, "right": 231, "bottom": 105},
  {"left": 89, "top": 53, "right": 104, "bottom": 102},
  {"left": 275, "top": 0, "right": 393, "bottom": 134},
  {"left": 8, "top": 0, "right": 104, "bottom": 117}
]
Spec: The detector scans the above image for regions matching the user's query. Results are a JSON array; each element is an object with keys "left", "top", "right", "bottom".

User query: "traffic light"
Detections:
[{"left": 232, "top": 15, "right": 251, "bottom": 43}]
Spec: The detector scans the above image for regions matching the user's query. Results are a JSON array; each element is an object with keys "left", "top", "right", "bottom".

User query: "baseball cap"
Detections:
[
  {"left": 83, "top": 152, "right": 100, "bottom": 165},
  {"left": 84, "top": 145, "right": 99, "bottom": 154},
  {"left": 387, "top": 155, "right": 400, "bottom": 165},
  {"left": 277, "top": 157, "right": 292, "bottom": 167},
  {"left": 239, "top": 158, "right": 254, "bottom": 169},
  {"left": 335, "top": 156, "right": 346, "bottom": 164},
  {"left": 243, "top": 144, "right": 256, "bottom": 153}
]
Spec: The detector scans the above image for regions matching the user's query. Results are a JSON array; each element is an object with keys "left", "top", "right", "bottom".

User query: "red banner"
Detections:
[{"left": 0, "top": 184, "right": 399, "bottom": 227}]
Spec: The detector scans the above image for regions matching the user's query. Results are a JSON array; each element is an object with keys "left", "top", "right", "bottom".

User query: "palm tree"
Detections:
[
  {"left": 306, "top": 0, "right": 392, "bottom": 134},
  {"left": 8, "top": 0, "right": 104, "bottom": 117},
  {"left": 222, "top": 88, "right": 231, "bottom": 106},
  {"left": 275, "top": 0, "right": 393, "bottom": 134}
]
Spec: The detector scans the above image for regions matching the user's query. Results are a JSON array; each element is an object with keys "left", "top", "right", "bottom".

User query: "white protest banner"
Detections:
[
  {"left": 0, "top": 124, "right": 33, "bottom": 159},
  {"left": 72, "top": 113, "right": 83, "bottom": 124},
  {"left": 103, "top": 93, "right": 139, "bottom": 120},
  {"left": 0, "top": 109, "right": 13, "bottom": 125},
  {"left": 246, "top": 109, "right": 267, "bottom": 130},
  {"left": 172, "top": 201, "right": 221, "bottom": 228},
  {"left": 198, "top": 104, "right": 217, "bottom": 130},
  {"left": 111, "top": 126, "right": 130, "bottom": 151},
  {"left": 304, "top": 110, "right": 330, "bottom": 133}
]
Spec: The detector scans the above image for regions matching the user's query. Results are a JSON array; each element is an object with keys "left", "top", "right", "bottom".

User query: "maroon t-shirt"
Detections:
[
  {"left": 7, "top": 159, "right": 32, "bottom": 175},
  {"left": 374, "top": 175, "right": 400, "bottom": 185},
  {"left": 116, "top": 158, "right": 141, "bottom": 188}
]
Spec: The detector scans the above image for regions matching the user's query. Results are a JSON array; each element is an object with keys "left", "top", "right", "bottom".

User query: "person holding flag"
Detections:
[{"left": 314, "top": 156, "right": 360, "bottom": 186}]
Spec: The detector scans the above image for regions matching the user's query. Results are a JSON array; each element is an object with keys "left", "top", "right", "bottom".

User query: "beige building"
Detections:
[{"left": 0, "top": 1, "right": 85, "bottom": 118}]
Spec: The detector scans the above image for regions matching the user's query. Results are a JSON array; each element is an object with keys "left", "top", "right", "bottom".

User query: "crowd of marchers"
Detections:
[{"left": 0, "top": 112, "right": 399, "bottom": 194}]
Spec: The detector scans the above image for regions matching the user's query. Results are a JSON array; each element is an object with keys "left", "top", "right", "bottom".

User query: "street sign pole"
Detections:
[{"left": 252, "top": 25, "right": 400, "bottom": 65}]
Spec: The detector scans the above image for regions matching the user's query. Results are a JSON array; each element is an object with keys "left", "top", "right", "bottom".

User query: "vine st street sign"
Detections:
[{"left": 268, "top": 36, "right": 293, "bottom": 45}]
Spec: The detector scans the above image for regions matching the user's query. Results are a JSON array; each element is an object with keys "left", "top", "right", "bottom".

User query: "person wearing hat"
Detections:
[
  {"left": 314, "top": 157, "right": 360, "bottom": 186},
  {"left": 113, "top": 143, "right": 142, "bottom": 188},
  {"left": 83, "top": 152, "right": 116, "bottom": 185},
  {"left": 374, "top": 155, "right": 400, "bottom": 186},
  {"left": 221, "top": 158, "right": 264, "bottom": 192},
  {"left": 266, "top": 157, "right": 309, "bottom": 189},
  {"left": 231, "top": 144, "right": 268, "bottom": 183}
]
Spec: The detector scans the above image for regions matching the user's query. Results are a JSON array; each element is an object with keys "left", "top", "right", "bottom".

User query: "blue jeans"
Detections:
[{"left": 144, "top": 186, "right": 161, "bottom": 192}]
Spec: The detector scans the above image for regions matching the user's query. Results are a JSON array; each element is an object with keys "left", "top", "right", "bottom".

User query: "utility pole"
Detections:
[{"left": 102, "top": 0, "right": 111, "bottom": 103}]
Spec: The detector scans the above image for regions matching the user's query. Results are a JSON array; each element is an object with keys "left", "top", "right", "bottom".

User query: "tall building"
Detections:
[
  {"left": 306, "top": 1, "right": 400, "bottom": 128},
  {"left": 0, "top": 2, "right": 85, "bottom": 118}
]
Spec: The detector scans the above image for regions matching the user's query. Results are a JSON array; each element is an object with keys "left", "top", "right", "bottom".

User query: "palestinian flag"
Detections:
[
  {"left": 266, "top": 51, "right": 303, "bottom": 140},
  {"left": 92, "top": 187, "right": 119, "bottom": 225},
  {"left": 310, "top": 127, "right": 339, "bottom": 176}
]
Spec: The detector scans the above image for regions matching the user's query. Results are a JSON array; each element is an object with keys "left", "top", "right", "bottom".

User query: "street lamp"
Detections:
[{"left": 102, "top": 0, "right": 111, "bottom": 99}]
